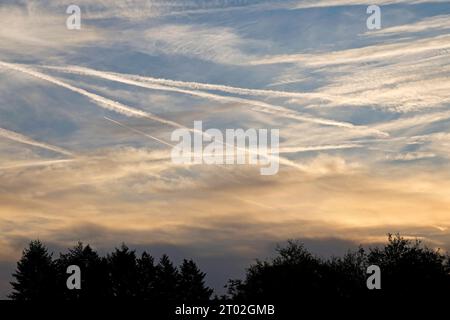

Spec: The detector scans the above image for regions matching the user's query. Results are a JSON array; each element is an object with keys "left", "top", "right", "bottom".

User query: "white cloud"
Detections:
[
  {"left": 364, "top": 14, "right": 450, "bottom": 36},
  {"left": 0, "top": 6, "right": 101, "bottom": 59},
  {"left": 385, "top": 152, "right": 436, "bottom": 161},
  {"left": 136, "top": 24, "right": 262, "bottom": 65}
]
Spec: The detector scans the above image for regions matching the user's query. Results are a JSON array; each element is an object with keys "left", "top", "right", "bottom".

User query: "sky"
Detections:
[{"left": 0, "top": 0, "right": 449, "bottom": 298}]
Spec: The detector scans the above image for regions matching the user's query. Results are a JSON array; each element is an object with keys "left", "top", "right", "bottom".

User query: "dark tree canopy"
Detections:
[
  {"left": 8, "top": 234, "right": 450, "bottom": 305},
  {"left": 366, "top": 234, "right": 450, "bottom": 299},
  {"left": 228, "top": 234, "right": 450, "bottom": 304},
  {"left": 9, "top": 241, "right": 213, "bottom": 301}
]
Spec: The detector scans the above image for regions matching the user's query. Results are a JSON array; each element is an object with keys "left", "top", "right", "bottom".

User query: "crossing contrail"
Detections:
[
  {"left": 0, "top": 61, "right": 360, "bottom": 173},
  {"left": 38, "top": 64, "right": 388, "bottom": 137},
  {"left": 0, "top": 61, "right": 185, "bottom": 129},
  {"left": 42, "top": 65, "right": 333, "bottom": 100}
]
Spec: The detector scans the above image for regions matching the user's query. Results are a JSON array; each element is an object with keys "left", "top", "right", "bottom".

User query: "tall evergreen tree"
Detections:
[
  {"left": 137, "top": 251, "right": 156, "bottom": 299},
  {"left": 56, "top": 242, "right": 110, "bottom": 299},
  {"left": 107, "top": 244, "right": 139, "bottom": 298},
  {"left": 179, "top": 259, "right": 213, "bottom": 301},
  {"left": 9, "top": 240, "right": 58, "bottom": 300},
  {"left": 154, "top": 254, "right": 180, "bottom": 302}
]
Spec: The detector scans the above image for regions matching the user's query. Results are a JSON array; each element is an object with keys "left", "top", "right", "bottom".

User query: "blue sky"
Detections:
[{"left": 0, "top": 0, "right": 450, "bottom": 297}]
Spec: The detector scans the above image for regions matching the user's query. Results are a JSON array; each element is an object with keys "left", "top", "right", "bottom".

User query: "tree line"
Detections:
[
  {"left": 10, "top": 242, "right": 212, "bottom": 301},
  {"left": 8, "top": 234, "right": 450, "bottom": 303}
]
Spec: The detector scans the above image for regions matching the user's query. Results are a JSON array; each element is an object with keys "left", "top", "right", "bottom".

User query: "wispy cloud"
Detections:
[
  {"left": 0, "top": 6, "right": 101, "bottom": 59},
  {"left": 269, "top": 34, "right": 450, "bottom": 113},
  {"left": 385, "top": 152, "right": 436, "bottom": 161},
  {"left": 250, "top": 35, "right": 450, "bottom": 66},
  {"left": 363, "top": 14, "right": 450, "bottom": 36},
  {"left": 139, "top": 24, "right": 260, "bottom": 65},
  {"left": 291, "top": 0, "right": 450, "bottom": 10},
  {"left": 23, "top": 0, "right": 283, "bottom": 20}
]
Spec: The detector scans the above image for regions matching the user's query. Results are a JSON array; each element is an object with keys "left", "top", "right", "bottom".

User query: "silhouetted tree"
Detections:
[
  {"left": 56, "top": 242, "right": 110, "bottom": 299},
  {"left": 9, "top": 240, "right": 58, "bottom": 300},
  {"left": 154, "top": 254, "right": 180, "bottom": 302},
  {"left": 367, "top": 233, "right": 450, "bottom": 300},
  {"left": 13, "top": 234, "right": 447, "bottom": 305},
  {"left": 107, "top": 244, "right": 139, "bottom": 298},
  {"left": 228, "top": 235, "right": 450, "bottom": 305},
  {"left": 9, "top": 241, "right": 219, "bottom": 302},
  {"left": 137, "top": 251, "right": 156, "bottom": 299},
  {"left": 324, "top": 247, "right": 367, "bottom": 299},
  {"left": 228, "top": 240, "right": 325, "bottom": 303},
  {"left": 179, "top": 259, "right": 213, "bottom": 302}
]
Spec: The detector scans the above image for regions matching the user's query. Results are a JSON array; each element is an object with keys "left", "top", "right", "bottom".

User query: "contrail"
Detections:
[
  {"left": 104, "top": 117, "right": 175, "bottom": 148},
  {"left": 104, "top": 116, "right": 303, "bottom": 172},
  {"left": 374, "top": 109, "right": 450, "bottom": 133},
  {"left": 0, "top": 61, "right": 184, "bottom": 129},
  {"left": 39, "top": 64, "right": 388, "bottom": 136},
  {"left": 1, "top": 61, "right": 305, "bottom": 171},
  {"left": 277, "top": 144, "right": 361, "bottom": 154},
  {"left": 0, "top": 127, "right": 73, "bottom": 156},
  {"left": 43, "top": 65, "right": 334, "bottom": 100},
  {"left": 0, "top": 159, "right": 75, "bottom": 170},
  {"left": 0, "top": 61, "right": 347, "bottom": 172}
]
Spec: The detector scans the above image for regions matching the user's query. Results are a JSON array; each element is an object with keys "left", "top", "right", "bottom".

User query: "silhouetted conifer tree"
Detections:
[
  {"left": 179, "top": 259, "right": 213, "bottom": 302},
  {"left": 137, "top": 252, "right": 156, "bottom": 299},
  {"left": 9, "top": 240, "right": 58, "bottom": 300},
  {"left": 56, "top": 242, "right": 110, "bottom": 299},
  {"left": 154, "top": 254, "right": 180, "bottom": 302},
  {"left": 107, "top": 244, "right": 139, "bottom": 298}
]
